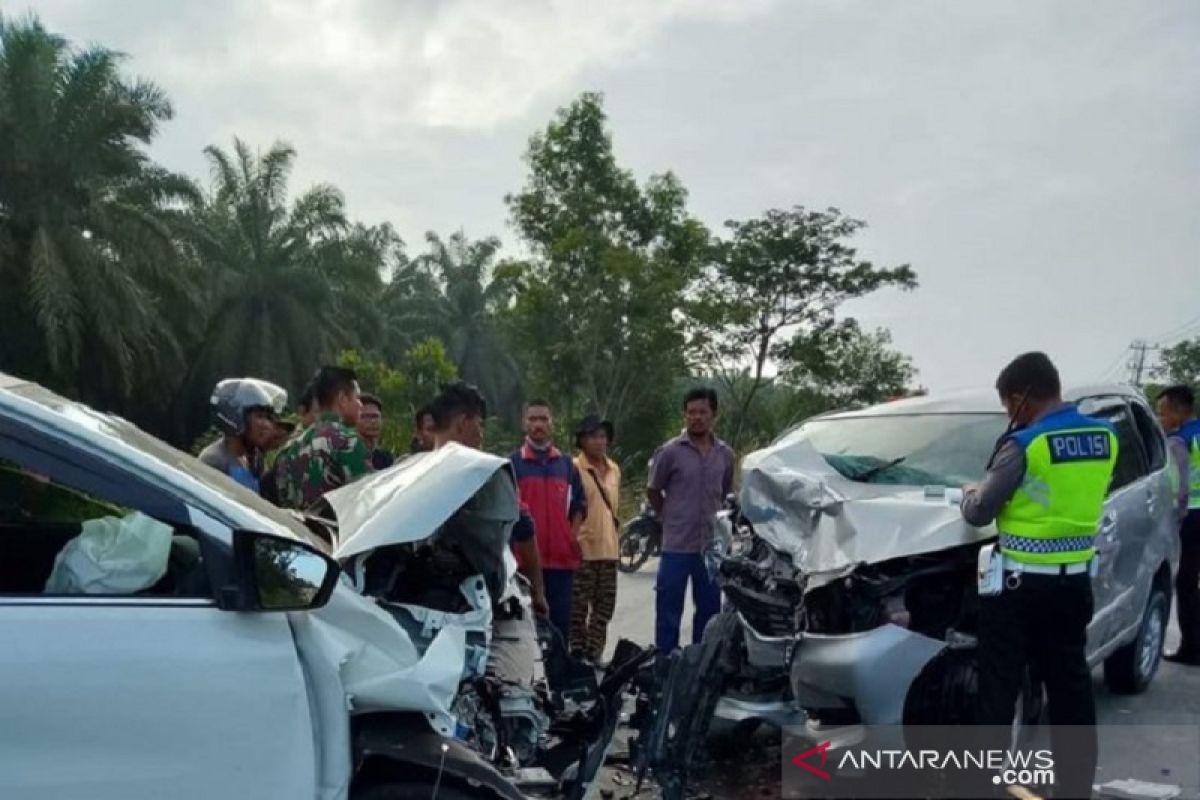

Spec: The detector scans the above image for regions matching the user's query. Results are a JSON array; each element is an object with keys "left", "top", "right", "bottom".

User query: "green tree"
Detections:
[
  {"left": 0, "top": 14, "right": 199, "bottom": 415},
  {"left": 690, "top": 206, "right": 917, "bottom": 449},
  {"left": 503, "top": 92, "right": 710, "bottom": 467},
  {"left": 414, "top": 231, "right": 524, "bottom": 425},
  {"left": 338, "top": 341, "right": 457, "bottom": 454},
  {"left": 175, "top": 139, "right": 387, "bottom": 441},
  {"left": 781, "top": 319, "right": 916, "bottom": 407},
  {"left": 1152, "top": 337, "right": 1200, "bottom": 388}
]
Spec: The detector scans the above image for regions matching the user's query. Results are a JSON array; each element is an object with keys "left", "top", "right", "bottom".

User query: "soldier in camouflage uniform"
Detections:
[{"left": 274, "top": 366, "right": 372, "bottom": 511}]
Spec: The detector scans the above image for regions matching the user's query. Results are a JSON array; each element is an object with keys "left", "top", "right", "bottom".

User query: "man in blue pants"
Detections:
[{"left": 647, "top": 387, "right": 736, "bottom": 653}]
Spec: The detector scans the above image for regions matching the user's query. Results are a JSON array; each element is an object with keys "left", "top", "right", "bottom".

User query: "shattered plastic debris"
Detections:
[{"left": 1095, "top": 779, "right": 1183, "bottom": 800}]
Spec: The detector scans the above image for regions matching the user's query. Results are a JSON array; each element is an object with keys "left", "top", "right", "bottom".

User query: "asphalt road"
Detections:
[{"left": 605, "top": 558, "right": 1200, "bottom": 799}]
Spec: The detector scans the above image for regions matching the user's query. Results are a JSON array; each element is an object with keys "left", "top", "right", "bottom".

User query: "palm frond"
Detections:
[{"left": 27, "top": 225, "right": 81, "bottom": 370}]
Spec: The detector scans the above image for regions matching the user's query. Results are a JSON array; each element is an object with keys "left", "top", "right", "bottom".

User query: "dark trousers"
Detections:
[
  {"left": 655, "top": 552, "right": 722, "bottom": 653},
  {"left": 977, "top": 572, "right": 1095, "bottom": 799},
  {"left": 542, "top": 568, "right": 575, "bottom": 646},
  {"left": 1175, "top": 511, "right": 1200, "bottom": 654},
  {"left": 570, "top": 560, "right": 618, "bottom": 660}
]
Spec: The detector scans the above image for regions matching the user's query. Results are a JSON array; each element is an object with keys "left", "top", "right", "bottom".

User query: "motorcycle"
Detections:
[{"left": 617, "top": 504, "right": 661, "bottom": 573}]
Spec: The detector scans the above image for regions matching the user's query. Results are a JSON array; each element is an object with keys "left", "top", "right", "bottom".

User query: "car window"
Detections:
[
  {"left": 1076, "top": 397, "right": 1148, "bottom": 494},
  {"left": 780, "top": 413, "right": 1009, "bottom": 485},
  {"left": 1128, "top": 400, "right": 1167, "bottom": 473},
  {"left": 0, "top": 459, "right": 211, "bottom": 598}
]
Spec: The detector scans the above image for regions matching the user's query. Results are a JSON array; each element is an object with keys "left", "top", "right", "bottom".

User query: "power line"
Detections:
[
  {"left": 1148, "top": 312, "right": 1200, "bottom": 346},
  {"left": 1093, "top": 349, "right": 1129, "bottom": 383}
]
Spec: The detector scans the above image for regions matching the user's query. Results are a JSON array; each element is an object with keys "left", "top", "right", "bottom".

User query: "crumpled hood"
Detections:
[
  {"left": 293, "top": 443, "right": 519, "bottom": 746},
  {"left": 327, "top": 442, "right": 518, "bottom": 561},
  {"left": 738, "top": 437, "right": 995, "bottom": 586}
]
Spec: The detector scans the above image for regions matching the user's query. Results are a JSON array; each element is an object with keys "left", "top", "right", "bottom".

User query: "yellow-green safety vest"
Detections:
[{"left": 996, "top": 406, "right": 1118, "bottom": 566}]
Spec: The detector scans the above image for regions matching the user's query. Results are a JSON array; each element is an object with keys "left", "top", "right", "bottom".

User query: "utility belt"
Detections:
[
  {"left": 1002, "top": 557, "right": 1090, "bottom": 576},
  {"left": 977, "top": 543, "right": 1094, "bottom": 595}
]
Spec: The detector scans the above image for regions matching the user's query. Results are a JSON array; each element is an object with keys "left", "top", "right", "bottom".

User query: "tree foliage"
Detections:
[
  {"left": 0, "top": 14, "right": 199, "bottom": 416},
  {"left": 413, "top": 231, "right": 524, "bottom": 425},
  {"left": 338, "top": 341, "right": 457, "bottom": 455},
  {"left": 690, "top": 206, "right": 917, "bottom": 450},
  {"left": 502, "top": 92, "right": 710, "bottom": 466},
  {"left": 1152, "top": 337, "right": 1200, "bottom": 389},
  {"left": 0, "top": 17, "right": 924, "bottom": 469}
]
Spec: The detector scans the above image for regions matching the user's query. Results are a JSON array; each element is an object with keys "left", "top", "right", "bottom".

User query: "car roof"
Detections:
[
  {"left": 0, "top": 371, "right": 313, "bottom": 544},
  {"left": 817, "top": 383, "right": 1148, "bottom": 420}
]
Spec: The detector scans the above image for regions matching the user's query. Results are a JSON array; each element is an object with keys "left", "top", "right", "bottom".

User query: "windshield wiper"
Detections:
[{"left": 850, "top": 456, "right": 907, "bottom": 483}]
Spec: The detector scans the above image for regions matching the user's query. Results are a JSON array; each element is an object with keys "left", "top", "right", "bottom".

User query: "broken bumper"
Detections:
[{"left": 789, "top": 624, "right": 944, "bottom": 726}]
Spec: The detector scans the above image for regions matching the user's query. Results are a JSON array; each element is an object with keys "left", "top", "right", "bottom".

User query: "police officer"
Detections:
[
  {"left": 961, "top": 352, "right": 1117, "bottom": 800},
  {"left": 1156, "top": 385, "right": 1200, "bottom": 663}
]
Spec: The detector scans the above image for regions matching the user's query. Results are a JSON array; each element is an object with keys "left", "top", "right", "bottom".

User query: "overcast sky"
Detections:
[{"left": 16, "top": 0, "right": 1200, "bottom": 391}]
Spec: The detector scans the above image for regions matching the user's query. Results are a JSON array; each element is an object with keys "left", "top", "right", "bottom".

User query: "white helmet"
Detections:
[{"left": 210, "top": 378, "right": 287, "bottom": 436}]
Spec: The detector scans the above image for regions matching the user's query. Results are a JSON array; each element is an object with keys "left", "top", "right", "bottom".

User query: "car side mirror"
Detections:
[{"left": 227, "top": 530, "right": 340, "bottom": 612}]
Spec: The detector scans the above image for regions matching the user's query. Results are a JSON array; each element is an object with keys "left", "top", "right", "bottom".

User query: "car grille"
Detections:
[{"left": 723, "top": 579, "right": 799, "bottom": 638}]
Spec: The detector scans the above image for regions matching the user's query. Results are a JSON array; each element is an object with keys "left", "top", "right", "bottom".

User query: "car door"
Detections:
[
  {"left": 1125, "top": 397, "right": 1178, "bottom": 612},
  {"left": 0, "top": 421, "right": 319, "bottom": 800},
  {"left": 1076, "top": 396, "right": 1151, "bottom": 654}
]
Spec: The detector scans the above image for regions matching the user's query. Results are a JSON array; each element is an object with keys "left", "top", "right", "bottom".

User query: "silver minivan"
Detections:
[{"left": 645, "top": 384, "right": 1181, "bottom": 785}]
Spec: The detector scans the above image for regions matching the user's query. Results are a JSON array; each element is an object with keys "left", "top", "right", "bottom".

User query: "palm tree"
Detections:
[
  {"left": 413, "top": 231, "right": 523, "bottom": 423},
  {"left": 183, "top": 139, "right": 385, "bottom": 420},
  {"left": 0, "top": 15, "right": 199, "bottom": 412}
]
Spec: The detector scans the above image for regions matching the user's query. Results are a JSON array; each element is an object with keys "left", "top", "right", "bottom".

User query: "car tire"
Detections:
[
  {"left": 706, "top": 716, "right": 763, "bottom": 756},
  {"left": 1103, "top": 582, "right": 1169, "bottom": 695},
  {"left": 353, "top": 781, "right": 477, "bottom": 800},
  {"left": 903, "top": 647, "right": 1041, "bottom": 746}
]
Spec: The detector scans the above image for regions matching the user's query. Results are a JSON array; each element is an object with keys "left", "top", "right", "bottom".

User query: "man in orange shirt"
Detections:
[{"left": 570, "top": 415, "right": 622, "bottom": 662}]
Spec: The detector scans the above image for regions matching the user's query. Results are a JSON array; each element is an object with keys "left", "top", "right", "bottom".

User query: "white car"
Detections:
[{"left": 0, "top": 372, "right": 637, "bottom": 800}]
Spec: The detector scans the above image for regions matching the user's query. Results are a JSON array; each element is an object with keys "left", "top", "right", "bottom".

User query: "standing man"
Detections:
[
  {"left": 1157, "top": 385, "right": 1200, "bottom": 664},
  {"left": 260, "top": 383, "right": 313, "bottom": 507},
  {"left": 411, "top": 404, "right": 437, "bottom": 454},
  {"left": 648, "top": 387, "right": 735, "bottom": 654},
  {"left": 200, "top": 378, "right": 286, "bottom": 492},
  {"left": 357, "top": 393, "right": 395, "bottom": 470},
  {"left": 275, "top": 365, "right": 372, "bottom": 511},
  {"left": 961, "top": 352, "right": 1116, "bottom": 799},
  {"left": 431, "top": 382, "right": 548, "bottom": 617},
  {"left": 511, "top": 400, "right": 586, "bottom": 643},
  {"left": 571, "top": 415, "right": 621, "bottom": 662}
]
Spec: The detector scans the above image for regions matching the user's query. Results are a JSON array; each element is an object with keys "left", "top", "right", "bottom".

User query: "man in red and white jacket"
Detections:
[{"left": 510, "top": 399, "right": 587, "bottom": 642}]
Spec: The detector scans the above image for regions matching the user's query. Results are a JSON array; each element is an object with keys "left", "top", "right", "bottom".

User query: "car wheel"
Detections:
[
  {"left": 903, "top": 648, "right": 1041, "bottom": 744},
  {"left": 1104, "top": 583, "right": 1169, "bottom": 695},
  {"left": 353, "top": 781, "right": 477, "bottom": 800},
  {"left": 706, "top": 716, "right": 763, "bottom": 756}
]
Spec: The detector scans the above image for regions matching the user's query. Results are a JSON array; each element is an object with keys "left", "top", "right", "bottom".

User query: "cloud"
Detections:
[
  {"left": 39, "top": 0, "right": 773, "bottom": 137},
  {"left": 20, "top": 0, "right": 1200, "bottom": 391}
]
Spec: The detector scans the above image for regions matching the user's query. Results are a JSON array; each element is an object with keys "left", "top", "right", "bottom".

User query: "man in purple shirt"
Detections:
[{"left": 647, "top": 387, "right": 736, "bottom": 653}]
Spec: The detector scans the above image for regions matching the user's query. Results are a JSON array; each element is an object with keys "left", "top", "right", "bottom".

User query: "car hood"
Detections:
[
  {"left": 296, "top": 445, "right": 518, "bottom": 753},
  {"left": 738, "top": 436, "right": 995, "bottom": 588},
  {"left": 327, "top": 443, "right": 518, "bottom": 561}
]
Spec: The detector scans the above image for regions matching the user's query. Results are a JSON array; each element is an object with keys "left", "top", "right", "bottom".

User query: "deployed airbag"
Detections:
[{"left": 44, "top": 511, "right": 172, "bottom": 594}]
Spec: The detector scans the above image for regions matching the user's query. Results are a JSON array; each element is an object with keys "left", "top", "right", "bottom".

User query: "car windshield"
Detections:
[{"left": 783, "top": 413, "right": 1009, "bottom": 486}]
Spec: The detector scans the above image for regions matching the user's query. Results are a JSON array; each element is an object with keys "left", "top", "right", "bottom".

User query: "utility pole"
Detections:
[{"left": 1127, "top": 339, "right": 1158, "bottom": 386}]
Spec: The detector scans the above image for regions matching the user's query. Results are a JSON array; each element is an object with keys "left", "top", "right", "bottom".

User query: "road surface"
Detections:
[{"left": 605, "top": 558, "right": 1200, "bottom": 799}]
